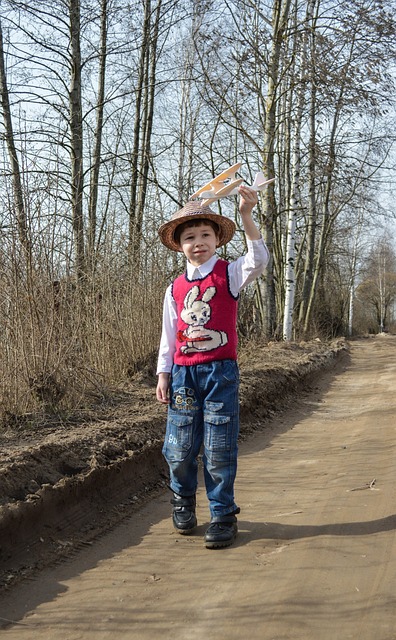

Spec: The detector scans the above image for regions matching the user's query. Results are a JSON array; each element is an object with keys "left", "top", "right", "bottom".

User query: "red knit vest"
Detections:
[{"left": 172, "top": 259, "right": 238, "bottom": 366}]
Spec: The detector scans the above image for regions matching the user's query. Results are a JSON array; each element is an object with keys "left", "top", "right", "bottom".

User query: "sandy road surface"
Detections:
[{"left": 1, "top": 337, "right": 396, "bottom": 640}]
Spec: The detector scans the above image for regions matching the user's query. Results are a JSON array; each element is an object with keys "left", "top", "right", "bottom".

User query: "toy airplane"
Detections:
[{"left": 190, "top": 162, "right": 275, "bottom": 206}]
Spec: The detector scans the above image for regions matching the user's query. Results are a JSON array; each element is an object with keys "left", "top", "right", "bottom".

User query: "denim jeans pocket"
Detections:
[
  {"left": 163, "top": 411, "right": 193, "bottom": 462},
  {"left": 204, "top": 413, "right": 232, "bottom": 452}
]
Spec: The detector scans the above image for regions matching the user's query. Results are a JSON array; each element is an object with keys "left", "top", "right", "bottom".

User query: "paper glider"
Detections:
[{"left": 190, "top": 162, "right": 275, "bottom": 206}]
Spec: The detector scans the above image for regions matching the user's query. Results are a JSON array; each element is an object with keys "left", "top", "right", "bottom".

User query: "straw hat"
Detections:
[{"left": 158, "top": 201, "right": 236, "bottom": 252}]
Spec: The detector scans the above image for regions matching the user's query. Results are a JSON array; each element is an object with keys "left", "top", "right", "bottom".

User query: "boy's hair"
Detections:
[{"left": 174, "top": 218, "right": 220, "bottom": 247}]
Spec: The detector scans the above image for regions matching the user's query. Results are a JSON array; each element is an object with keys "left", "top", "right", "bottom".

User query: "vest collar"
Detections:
[{"left": 186, "top": 254, "right": 218, "bottom": 281}]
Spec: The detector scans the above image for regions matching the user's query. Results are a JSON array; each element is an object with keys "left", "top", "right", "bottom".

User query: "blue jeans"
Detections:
[{"left": 162, "top": 360, "right": 240, "bottom": 518}]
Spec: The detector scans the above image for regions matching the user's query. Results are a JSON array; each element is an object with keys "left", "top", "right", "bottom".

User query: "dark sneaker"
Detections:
[
  {"left": 170, "top": 493, "right": 197, "bottom": 535},
  {"left": 204, "top": 513, "right": 238, "bottom": 549}
]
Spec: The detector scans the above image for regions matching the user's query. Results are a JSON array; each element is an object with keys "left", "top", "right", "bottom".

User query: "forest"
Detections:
[{"left": 0, "top": 0, "right": 396, "bottom": 418}]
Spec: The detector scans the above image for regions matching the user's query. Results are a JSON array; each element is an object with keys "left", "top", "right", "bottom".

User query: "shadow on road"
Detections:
[{"left": 236, "top": 513, "right": 396, "bottom": 545}]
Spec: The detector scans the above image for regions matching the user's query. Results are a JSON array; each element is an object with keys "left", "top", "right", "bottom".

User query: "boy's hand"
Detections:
[
  {"left": 238, "top": 185, "right": 261, "bottom": 241},
  {"left": 156, "top": 372, "right": 170, "bottom": 404},
  {"left": 238, "top": 185, "right": 258, "bottom": 216}
]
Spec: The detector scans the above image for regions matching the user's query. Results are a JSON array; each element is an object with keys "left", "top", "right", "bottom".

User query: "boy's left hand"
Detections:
[{"left": 238, "top": 185, "right": 258, "bottom": 216}]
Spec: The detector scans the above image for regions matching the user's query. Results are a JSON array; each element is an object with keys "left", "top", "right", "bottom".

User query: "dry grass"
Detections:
[{"left": 0, "top": 258, "right": 164, "bottom": 421}]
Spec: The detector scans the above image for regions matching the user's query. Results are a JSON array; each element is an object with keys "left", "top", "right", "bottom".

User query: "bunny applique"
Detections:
[{"left": 177, "top": 285, "right": 228, "bottom": 354}]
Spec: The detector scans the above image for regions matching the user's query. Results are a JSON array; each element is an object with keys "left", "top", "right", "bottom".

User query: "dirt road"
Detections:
[{"left": 1, "top": 337, "right": 395, "bottom": 640}]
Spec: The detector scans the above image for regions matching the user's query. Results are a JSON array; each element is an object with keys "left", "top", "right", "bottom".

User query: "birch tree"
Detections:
[
  {"left": 296, "top": 0, "right": 396, "bottom": 335},
  {"left": 260, "top": 0, "right": 292, "bottom": 337},
  {"left": 297, "top": 0, "right": 319, "bottom": 329},
  {"left": 357, "top": 239, "right": 396, "bottom": 333},
  {"left": 347, "top": 212, "right": 364, "bottom": 336},
  {"left": 282, "top": 0, "right": 316, "bottom": 340},
  {"left": 87, "top": 0, "right": 108, "bottom": 268}
]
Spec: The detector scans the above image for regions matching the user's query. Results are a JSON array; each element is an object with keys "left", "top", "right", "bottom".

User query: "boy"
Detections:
[{"left": 156, "top": 184, "right": 269, "bottom": 548}]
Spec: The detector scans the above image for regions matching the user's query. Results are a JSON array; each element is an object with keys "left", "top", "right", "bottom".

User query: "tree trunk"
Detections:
[
  {"left": 298, "top": 78, "right": 317, "bottom": 326},
  {"left": 69, "top": 0, "right": 85, "bottom": 281},
  {"left": 261, "top": 0, "right": 292, "bottom": 338},
  {"left": 283, "top": 0, "right": 316, "bottom": 341},
  {"left": 88, "top": 0, "right": 108, "bottom": 269},
  {"left": 0, "top": 20, "right": 31, "bottom": 257},
  {"left": 298, "top": 0, "right": 319, "bottom": 328},
  {"left": 302, "top": 23, "right": 358, "bottom": 334},
  {"left": 134, "top": 0, "right": 162, "bottom": 267},
  {"left": 128, "top": 0, "right": 151, "bottom": 267}
]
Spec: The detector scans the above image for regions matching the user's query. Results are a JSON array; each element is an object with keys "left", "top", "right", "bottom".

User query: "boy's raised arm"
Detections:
[{"left": 238, "top": 185, "right": 261, "bottom": 241}]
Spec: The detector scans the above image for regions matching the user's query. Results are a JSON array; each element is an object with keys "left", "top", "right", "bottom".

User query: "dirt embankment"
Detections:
[{"left": 0, "top": 338, "right": 348, "bottom": 589}]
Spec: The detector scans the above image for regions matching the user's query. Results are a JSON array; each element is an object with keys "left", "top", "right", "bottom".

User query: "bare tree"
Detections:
[
  {"left": 87, "top": 0, "right": 108, "bottom": 269},
  {"left": 260, "top": 0, "right": 292, "bottom": 337},
  {"left": 0, "top": 19, "right": 30, "bottom": 256},
  {"left": 357, "top": 239, "right": 396, "bottom": 332},
  {"left": 294, "top": 0, "right": 396, "bottom": 336},
  {"left": 129, "top": 0, "right": 164, "bottom": 270},
  {"left": 282, "top": 0, "right": 316, "bottom": 340},
  {"left": 69, "top": 0, "right": 85, "bottom": 281}
]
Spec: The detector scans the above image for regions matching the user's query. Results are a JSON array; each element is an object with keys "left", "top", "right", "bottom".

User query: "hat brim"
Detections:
[{"left": 158, "top": 210, "right": 236, "bottom": 252}]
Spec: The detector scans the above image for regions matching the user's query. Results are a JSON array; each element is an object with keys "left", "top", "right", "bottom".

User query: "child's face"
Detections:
[{"left": 178, "top": 223, "right": 219, "bottom": 266}]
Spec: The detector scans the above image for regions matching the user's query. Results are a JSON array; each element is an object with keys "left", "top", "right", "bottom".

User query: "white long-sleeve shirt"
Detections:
[{"left": 156, "top": 237, "right": 269, "bottom": 374}]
